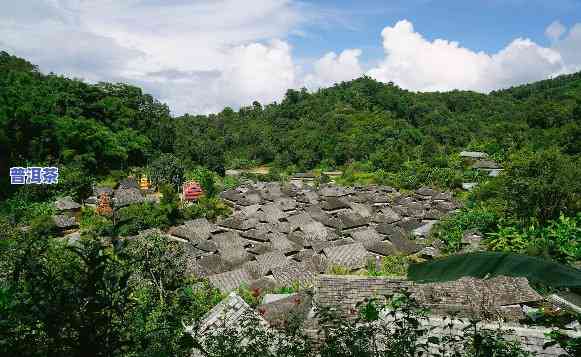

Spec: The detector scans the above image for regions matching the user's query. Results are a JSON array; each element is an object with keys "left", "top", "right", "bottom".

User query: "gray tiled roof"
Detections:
[
  {"left": 318, "top": 185, "right": 349, "bottom": 197},
  {"left": 113, "top": 188, "right": 145, "bottom": 207},
  {"left": 255, "top": 251, "right": 290, "bottom": 275},
  {"left": 241, "top": 223, "right": 273, "bottom": 242},
  {"left": 323, "top": 242, "right": 369, "bottom": 270},
  {"left": 320, "top": 197, "right": 350, "bottom": 211},
  {"left": 314, "top": 275, "right": 542, "bottom": 321},
  {"left": 54, "top": 196, "right": 81, "bottom": 211},
  {"left": 238, "top": 190, "right": 263, "bottom": 206},
  {"left": 208, "top": 268, "right": 253, "bottom": 293},
  {"left": 413, "top": 220, "right": 438, "bottom": 237},
  {"left": 246, "top": 242, "right": 272, "bottom": 255},
  {"left": 260, "top": 203, "right": 286, "bottom": 223},
  {"left": 219, "top": 247, "right": 251, "bottom": 267},
  {"left": 460, "top": 151, "right": 488, "bottom": 159},
  {"left": 416, "top": 187, "right": 438, "bottom": 197},
  {"left": 300, "top": 221, "right": 334, "bottom": 242},
  {"left": 365, "top": 241, "right": 397, "bottom": 256},
  {"left": 296, "top": 190, "right": 319, "bottom": 204},
  {"left": 271, "top": 261, "right": 316, "bottom": 287},
  {"left": 169, "top": 222, "right": 211, "bottom": 243},
  {"left": 292, "top": 249, "right": 315, "bottom": 262},
  {"left": 196, "top": 239, "right": 218, "bottom": 252},
  {"left": 94, "top": 186, "right": 113, "bottom": 197},
  {"left": 257, "top": 291, "right": 312, "bottom": 325},
  {"left": 287, "top": 212, "right": 315, "bottom": 231},
  {"left": 388, "top": 234, "right": 421, "bottom": 254},
  {"left": 275, "top": 197, "right": 297, "bottom": 211},
  {"left": 212, "top": 231, "right": 247, "bottom": 250},
  {"left": 197, "top": 254, "right": 232, "bottom": 275},
  {"left": 349, "top": 202, "right": 374, "bottom": 218},
  {"left": 218, "top": 215, "right": 258, "bottom": 231},
  {"left": 268, "top": 232, "right": 301, "bottom": 253},
  {"left": 396, "top": 217, "right": 424, "bottom": 232},
  {"left": 352, "top": 228, "right": 383, "bottom": 248},
  {"left": 472, "top": 159, "right": 500, "bottom": 169},
  {"left": 372, "top": 207, "right": 402, "bottom": 224},
  {"left": 305, "top": 205, "right": 331, "bottom": 223},
  {"left": 335, "top": 211, "right": 369, "bottom": 229}
]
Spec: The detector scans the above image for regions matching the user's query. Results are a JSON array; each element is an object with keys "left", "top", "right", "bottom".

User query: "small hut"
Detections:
[{"left": 183, "top": 181, "right": 203, "bottom": 202}]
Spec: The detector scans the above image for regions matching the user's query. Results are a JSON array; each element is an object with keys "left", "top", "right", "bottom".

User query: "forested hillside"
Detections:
[{"left": 2, "top": 50, "right": 580, "bottom": 195}]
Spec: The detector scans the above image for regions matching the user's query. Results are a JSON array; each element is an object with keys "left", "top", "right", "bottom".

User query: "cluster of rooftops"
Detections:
[{"left": 155, "top": 182, "right": 462, "bottom": 293}]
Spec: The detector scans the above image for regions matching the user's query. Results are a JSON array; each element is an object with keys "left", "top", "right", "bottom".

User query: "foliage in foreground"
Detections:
[
  {"left": 198, "top": 293, "right": 536, "bottom": 357},
  {"left": 0, "top": 230, "right": 222, "bottom": 357}
]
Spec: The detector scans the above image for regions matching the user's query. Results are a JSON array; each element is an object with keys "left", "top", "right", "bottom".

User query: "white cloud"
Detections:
[
  {"left": 146, "top": 39, "right": 298, "bottom": 114},
  {"left": 552, "top": 23, "right": 581, "bottom": 73},
  {"left": 545, "top": 20, "right": 566, "bottom": 42},
  {"left": 367, "top": 20, "right": 565, "bottom": 93},
  {"left": 304, "top": 49, "right": 363, "bottom": 89},
  {"left": 0, "top": 0, "right": 305, "bottom": 114},
  {"left": 2, "top": 2, "right": 581, "bottom": 115}
]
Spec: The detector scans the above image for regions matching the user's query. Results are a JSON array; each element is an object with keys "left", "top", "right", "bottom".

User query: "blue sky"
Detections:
[
  {"left": 294, "top": 0, "right": 581, "bottom": 60},
  {"left": 1, "top": 0, "right": 580, "bottom": 114}
]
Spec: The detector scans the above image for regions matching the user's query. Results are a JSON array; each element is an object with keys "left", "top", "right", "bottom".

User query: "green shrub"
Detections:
[
  {"left": 181, "top": 196, "right": 231, "bottom": 221},
  {"left": 149, "top": 153, "right": 185, "bottom": 188},
  {"left": 79, "top": 208, "right": 114, "bottom": 237},
  {"left": 0, "top": 197, "right": 56, "bottom": 225},
  {"left": 159, "top": 184, "right": 180, "bottom": 224},
  {"left": 544, "top": 213, "right": 581, "bottom": 264},
  {"left": 499, "top": 148, "right": 581, "bottom": 224},
  {"left": 381, "top": 255, "right": 410, "bottom": 277},
  {"left": 237, "top": 284, "right": 263, "bottom": 308},
  {"left": 432, "top": 205, "right": 500, "bottom": 252},
  {"left": 116, "top": 203, "right": 170, "bottom": 236},
  {"left": 485, "top": 226, "right": 530, "bottom": 253},
  {"left": 0, "top": 228, "right": 221, "bottom": 356},
  {"left": 327, "top": 264, "right": 352, "bottom": 275},
  {"left": 52, "top": 165, "right": 94, "bottom": 201},
  {"left": 222, "top": 175, "right": 240, "bottom": 190}
]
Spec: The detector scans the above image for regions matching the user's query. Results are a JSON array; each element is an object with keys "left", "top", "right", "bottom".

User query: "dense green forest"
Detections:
[
  {"left": 2, "top": 50, "right": 580, "bottom": 195},
  {"left": 1, "top": 51, "right": 580, "bottom": 356}
]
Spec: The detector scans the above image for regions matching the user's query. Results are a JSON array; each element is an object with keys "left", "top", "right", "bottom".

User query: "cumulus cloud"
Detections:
[
  {"left": 552, "top": 23, "right": 581, "bottom": 73},
  {"left": 2, "top": 2, "right": 581, "bottom": 114},
  {"left": 304, "top": 49, "right": 363, "bottom": 89},
  {"left": 0, "top": 0, "right": 305, "bottom": 114},
  {"left": 546, "top": 20, "right": 566, "bottom": 42},
  {"left": 367, "top": 20, "right": 565, "bottom": 93}
]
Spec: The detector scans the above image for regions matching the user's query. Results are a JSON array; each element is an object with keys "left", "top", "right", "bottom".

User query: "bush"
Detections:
[
  {"left": 79, "top": 208, "right": 114, "bottom": 237},
  {"left": 181, "top": 196, "right": 231, "bottom": 221},
  {"left": 516, "top": 213, "right": 581, "bottom": 265},
  {"left": 115, "top": 203, "right": 170, "bottom": 236},
  {"left": 0, "top": 229, "right": 221, "bottom": 356},
  {"left": 485, "top": 226, "right": 530, "bottom": 253},
  {"left": 149, "top": 153, "right": 185, "bottom": 188},
  {"left": 222, "top": 175, "right": 240, "bottom": 190},
  {"left": 499, "top": 148, "right": 581, "bottom": 224},
  {"left": 380, "top": 255, "right": 410, "bottom": 277},
  {"left": 159, "top": 183, "right": 180, "bottom": 224},
  {"left": 432, "top": 205, "right": 500, "bottom": 252},
  {"left": 0, "top": 196, "right": 56, "bottom": 225}
]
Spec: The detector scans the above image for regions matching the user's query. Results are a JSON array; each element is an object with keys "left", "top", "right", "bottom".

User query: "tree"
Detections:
[
  {"left": 148, "top": 153, "right": 185, "bottom": 189},
  {"left": 499, "top": 148, "right": 581, "bottom": 223}
]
